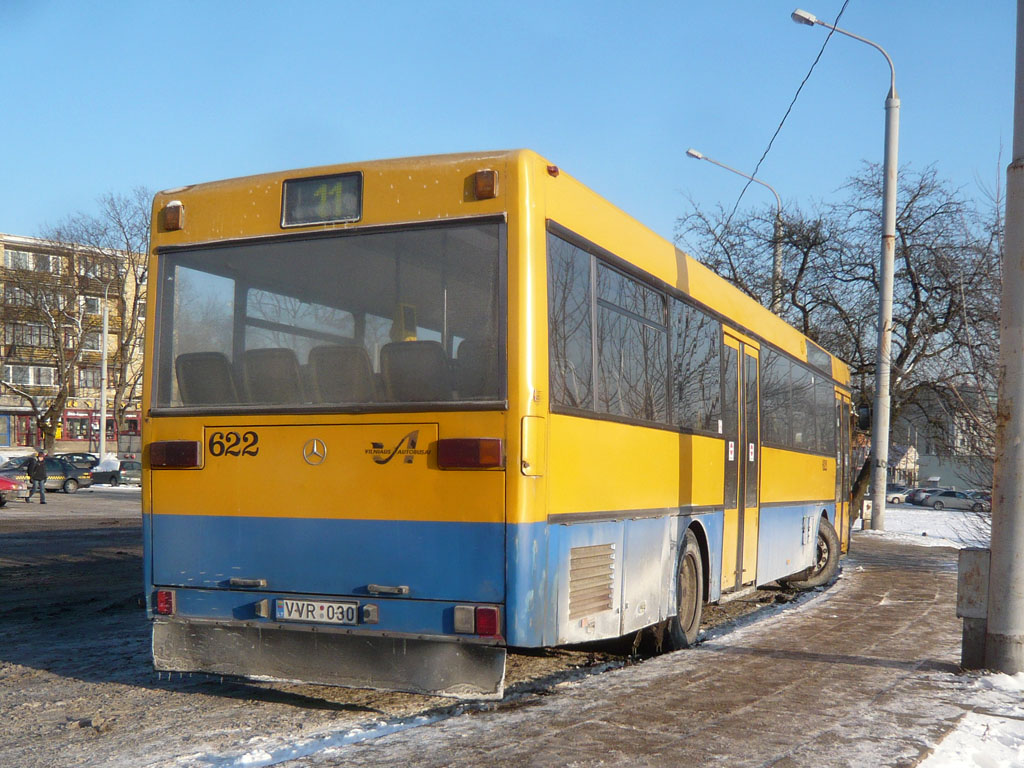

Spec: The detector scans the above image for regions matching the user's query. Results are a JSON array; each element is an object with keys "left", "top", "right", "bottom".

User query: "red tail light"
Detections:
[
  {"left": 150, "top": 441, "right": 201, "bottom": 468},
  {"left": 475, "top": 606, "right": 500, "bottom": 637},
  {"left": 437, "top": 438, "right": 503, "bottom": 469},
  {"left": 155, "top": 590, "right": 175, "bottom": 615}
]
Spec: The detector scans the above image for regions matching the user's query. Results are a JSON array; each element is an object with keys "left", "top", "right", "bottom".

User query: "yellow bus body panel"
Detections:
[
  {"left": 145, "top": 412, "right": 506, "bottom": 523},
  {"left": 761, "top": 447, "right": 837, "bottom": 504},
  {"left": 547, "top": 415, "right": 723, "bottom": 516}
]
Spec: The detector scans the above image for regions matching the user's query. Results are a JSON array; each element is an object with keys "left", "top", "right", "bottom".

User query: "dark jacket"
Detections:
[{"left": 26, "top": 456, "right": 47, "bottom": 482}]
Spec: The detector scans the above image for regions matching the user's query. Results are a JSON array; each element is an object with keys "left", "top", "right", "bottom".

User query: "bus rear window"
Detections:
[{"left": 153, "top": 221, "right": 505, "bottom": 410}]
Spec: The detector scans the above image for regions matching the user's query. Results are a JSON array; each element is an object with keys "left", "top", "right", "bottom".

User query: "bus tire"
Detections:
[
  {"left": 666, "top": 528, "right": 704, "bottom": 650},
  {"left": 782, "top": 517, "right": 840, "bottom": 589}
]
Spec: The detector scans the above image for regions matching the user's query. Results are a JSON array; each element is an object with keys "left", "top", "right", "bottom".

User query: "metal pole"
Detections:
[
  {"left": 684, "top": 148, "right": 784, "bottom": 313},
  {"left": 771, "top": 212, "right": 784, "bottom": 314},
  {"left": 869, "top": 92, "right": 900, "bottom": 531},
  {"left": 99, "top": 282, "right": 109, "bottom": 459},
  {"left": 986, "top": 0, "right": 1024, "bottom": 674},
  {"left": 791, "top": 9, "right": 899, "bottom": 531}
]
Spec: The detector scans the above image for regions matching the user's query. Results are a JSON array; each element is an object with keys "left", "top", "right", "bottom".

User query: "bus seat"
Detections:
[
  {"left": 455, "top": 338, "right": 500, "bottom": 398},
  {"left": 243, "top": 347, "right": 305, "bottom": 403},
  {"left": 175, "top": 351, "right": 239, "bottom": 405},
  {"left": 309, "top": 344, "right": 377, "bottom": 403},
  {"left": 380, "top": 341, "right": 451, "bottom": 401}
]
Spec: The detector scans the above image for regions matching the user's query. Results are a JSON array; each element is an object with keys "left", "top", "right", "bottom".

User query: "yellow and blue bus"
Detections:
[{"left": 143, "top": 150, "right": 852, "bottom": 699}]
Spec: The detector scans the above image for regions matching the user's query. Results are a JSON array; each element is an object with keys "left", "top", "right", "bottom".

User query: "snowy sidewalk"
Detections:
[{"left": 280, "top": 534, "right": 989, "bottom": 768}]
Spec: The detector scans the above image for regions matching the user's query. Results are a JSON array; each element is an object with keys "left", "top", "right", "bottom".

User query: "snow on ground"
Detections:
[
  {"left": 859, "top": 502, "right": 990, "bottom": 549},
  {"left": 921, "top": 672, "right": 1024, "bottom": 768},
  {"left": 871, "top": 504, "right": 1024, "bottom": 768},
  {"left": 166, "top": 505, "right": 1012, "bottom": 767}
]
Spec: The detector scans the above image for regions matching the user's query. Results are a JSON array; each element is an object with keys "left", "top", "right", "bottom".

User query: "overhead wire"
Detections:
[{"left": 722, "top": 0, "right": 853, "bottom": 230}]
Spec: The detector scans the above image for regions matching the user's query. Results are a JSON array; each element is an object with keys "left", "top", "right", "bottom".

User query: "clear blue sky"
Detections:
[{"left": 0, "top": 1, "right": 1014, "bottom": 243}]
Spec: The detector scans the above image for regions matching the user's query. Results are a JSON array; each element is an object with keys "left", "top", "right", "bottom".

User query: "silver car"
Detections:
[
  {"left": 886, "top": 484, "right": 909, "bottom": 504},
  {"left": 925, "top": 489, "right": 989, "bottom": 513}
]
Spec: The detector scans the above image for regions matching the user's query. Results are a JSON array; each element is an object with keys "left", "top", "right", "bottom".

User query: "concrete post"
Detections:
[
  {"left": 986, "top": 0, "right": 1024, "bottom": 674},
  {"left": 868, "top": 92, "right": 900, "bottom": 532},
  {"left": 790, "top": 11, "right": 900, "bottom": 533},
  {"left": 771, "top": 212, "right": 784, "bottom": 315},
  {"left": 99, "top": 282, "right": 109, "bottom": 460}
]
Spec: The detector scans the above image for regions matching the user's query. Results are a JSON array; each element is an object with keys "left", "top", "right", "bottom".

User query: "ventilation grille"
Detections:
[{"left": 568, "top": 543, "right": 615, "bottom": 620}]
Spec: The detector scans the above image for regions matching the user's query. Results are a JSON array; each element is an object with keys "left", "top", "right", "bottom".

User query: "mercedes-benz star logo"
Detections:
[{"left": 302, "top": 438, "right": 327, "bottom": 466}]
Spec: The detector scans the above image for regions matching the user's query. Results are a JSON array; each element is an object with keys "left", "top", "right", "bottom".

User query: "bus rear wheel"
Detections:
[
  {"left": 665, "top": 528, "right": 704, "bottom": 650},
  {"left": 781, "top": 517, "right": 839, "bottom": 589}
]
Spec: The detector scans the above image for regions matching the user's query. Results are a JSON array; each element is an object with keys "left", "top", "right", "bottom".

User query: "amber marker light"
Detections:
[
  {"left": 473, "top": 170, "right": 498, "bottom": 199},
  {"left": 436, "top": 438, "right": 503, "bottom": 469},
  {"left": 162, "top": 200, "right": 185, "bottom": 231}
]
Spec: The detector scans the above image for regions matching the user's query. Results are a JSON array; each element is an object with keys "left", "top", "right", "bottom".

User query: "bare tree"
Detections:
[
  {"left": 677, "top": 163, "right": 1001, "bottom": 508},
  {"left": 0, "top": 247, "right": 93, "bottom": 452},
  {"left": 44, "top": 188, "right": 151, "bottom": 444}
]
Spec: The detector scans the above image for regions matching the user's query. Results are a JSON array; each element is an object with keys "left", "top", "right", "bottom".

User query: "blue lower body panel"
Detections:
[
  {"left": 756, "top": 503, "right": 836, "bottom": 585},
  {"left": 505, "top": 510, "right": 723, "bottom": 647},
  {"left": 150, "top": 514, "right": 505, "bottom": 604},
  {"left": 148, "top": 510, "right": 724, "bottom": 663}
]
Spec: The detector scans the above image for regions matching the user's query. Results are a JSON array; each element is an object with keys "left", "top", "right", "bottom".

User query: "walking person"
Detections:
[{"left": 25, "top": 449, "right": 47, "bottom": 504}]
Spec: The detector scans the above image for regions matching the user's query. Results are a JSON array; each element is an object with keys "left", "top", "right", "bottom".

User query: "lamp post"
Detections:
[
  {"left": 792, "top": 8, "right": 899, "bottom": 532},
  {"left": 98, "top": 281, "right": 110, "bottom": 459},
  {"left": 985, "top": 0, "right": 1024, "bottom": 675},
  {"left": 685, "top": 148, "right": 785, "bottom": 314}
]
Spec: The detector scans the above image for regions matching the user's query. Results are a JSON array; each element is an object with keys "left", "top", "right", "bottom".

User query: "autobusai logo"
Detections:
[{"left": 366, "top": 430, "right": 430, "bottom": 465}]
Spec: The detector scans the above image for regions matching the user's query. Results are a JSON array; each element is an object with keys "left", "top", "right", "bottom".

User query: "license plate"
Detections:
[{"left": 276, "top": 598, "right": 359, "bottom": 625}]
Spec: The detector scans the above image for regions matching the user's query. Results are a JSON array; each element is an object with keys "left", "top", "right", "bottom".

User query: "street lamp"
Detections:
[
  {"left": 99, "top": 281, "right": 110, "bottom": 459},
  {"left": 983, "top": 0, "right": 1024, "bottom": 675},
  {"left": 792, "top": 8, "right": 899, "bottom": 533},
  {"left": 685, "top": 149, "right": 786, "bottom": 313}
]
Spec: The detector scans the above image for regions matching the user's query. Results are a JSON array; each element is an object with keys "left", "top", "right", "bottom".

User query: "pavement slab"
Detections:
[{"left": 282, "top": 535, "right": 971, "bottom": 767}]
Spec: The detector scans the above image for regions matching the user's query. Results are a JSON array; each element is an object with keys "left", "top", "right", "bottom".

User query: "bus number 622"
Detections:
[{"left": 208, "top": 431, "right": 259, "bottom": 457}]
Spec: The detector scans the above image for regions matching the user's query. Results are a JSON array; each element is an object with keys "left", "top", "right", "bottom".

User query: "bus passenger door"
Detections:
[
  {"left": 836, "top": 394, "right": 852, "bottom": 551},
  {"left": 740, "top": 347, "right": 760, "bottom": 584},
  {"left": 722, "top": 336, "right": 759, "bottom": 590},
  {"left": 721, "top": 336, "right": 741, "bottom": 592}
]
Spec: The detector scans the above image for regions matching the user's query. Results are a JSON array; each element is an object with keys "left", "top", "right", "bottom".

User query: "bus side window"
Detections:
[
  {"left": 309, "top": 344, "right": 377, "bottom": 403},
  {"left": 243, "top": 348, "right": 306, "bottom": 404},
  {"left": 175, "top": 352, "right": 240, "bottom": 406},
  {"left": 380, "top": 341, "right": 451, "bottom": 402}
]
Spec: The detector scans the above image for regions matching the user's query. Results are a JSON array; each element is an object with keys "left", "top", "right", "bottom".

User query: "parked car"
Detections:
[
  {"left": 926, "top": 489, "right": 990, "bottom": 513},
  {"left": 967, "top": 489, "right": 992, "bottom": 504},
  {"left": 908, "top": 487, "right": 945, "bottom": 505},
  {"left": 0, "top": 475, "right": 28, "bottom": 506},
  {"left": 91, "top": 459, "right": 142, "bottom": 486},
  {"left": 0, "top": 456, "right": 93, "bottom": 493},
  {"left": 55, "top": 452, "right": 100, "bottom": 470},
  {"left": 885, "top": 484, "right": 909, "bottom": 504}
]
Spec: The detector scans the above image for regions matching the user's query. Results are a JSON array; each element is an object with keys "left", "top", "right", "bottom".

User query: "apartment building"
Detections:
[{"left": 0, "top": 233, "right": 144, "bottom": 454}]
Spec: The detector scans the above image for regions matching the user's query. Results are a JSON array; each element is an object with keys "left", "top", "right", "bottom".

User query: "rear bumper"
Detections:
[{"left": 152, "top": 618, "right": 506, "bottom": 699}]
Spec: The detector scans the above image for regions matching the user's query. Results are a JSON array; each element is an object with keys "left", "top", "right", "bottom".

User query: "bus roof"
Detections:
[{"left": 152, "top": 149, "right": 850, "bottom": 386}]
